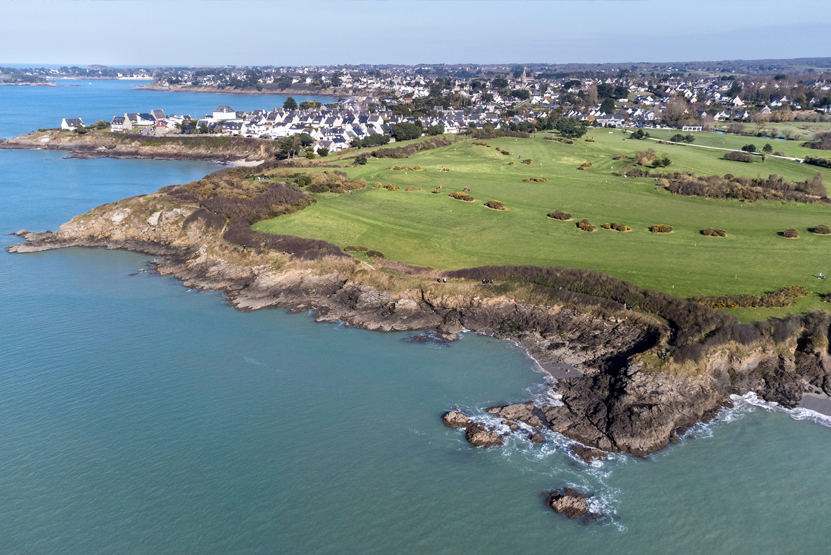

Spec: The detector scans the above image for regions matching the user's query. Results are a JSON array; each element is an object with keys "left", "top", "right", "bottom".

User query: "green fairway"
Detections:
[{"left": 255, "top": 131, "right": 831, "bottom": 320}]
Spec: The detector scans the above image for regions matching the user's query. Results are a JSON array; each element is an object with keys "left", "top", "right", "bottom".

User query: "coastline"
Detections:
[
  {"left": 138, "top": 83, "right": 357, "bottom": 99},
  {"left": 9, "top": 172, "right": 831, "bottom": 460}
]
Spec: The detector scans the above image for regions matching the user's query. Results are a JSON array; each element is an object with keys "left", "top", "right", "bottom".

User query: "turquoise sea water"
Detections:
[{"left": 2, "top": 83, "right": 831, "bottom": 554}]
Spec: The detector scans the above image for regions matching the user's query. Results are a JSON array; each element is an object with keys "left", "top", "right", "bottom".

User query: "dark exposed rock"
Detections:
[
  {"left": 546, "top": 488, "right": 590, "bottom": 519},
  {"left": 442, "top": 409, "right": 470, "bottom": 429},
  {"left": 529, "top": 433, "right": 545, "bottom": 443},
  {"left": 570, "top": 444, "right": 607, "bottom": 463}
]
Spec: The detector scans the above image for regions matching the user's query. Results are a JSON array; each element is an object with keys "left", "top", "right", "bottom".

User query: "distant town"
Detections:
[{"left": 24, "top": 58, "right": 830, "bottom": 155}]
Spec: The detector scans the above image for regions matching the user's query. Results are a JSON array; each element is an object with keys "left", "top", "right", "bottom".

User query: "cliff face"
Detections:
[
  {"left": 0, "top": 130, "right": 277, "bottom": 162},
  {"left": 9, "top": 192, "right": 831, "bottom": 457}
]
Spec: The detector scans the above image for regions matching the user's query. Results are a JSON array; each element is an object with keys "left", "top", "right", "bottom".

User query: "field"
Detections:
[{"left": 254, "top": 129, "right": 831, "bottom": 321}]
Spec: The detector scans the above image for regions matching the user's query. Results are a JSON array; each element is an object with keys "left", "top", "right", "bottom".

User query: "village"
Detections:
[{"left": 55, "top": 63, "right": 831, "bottom": 153}]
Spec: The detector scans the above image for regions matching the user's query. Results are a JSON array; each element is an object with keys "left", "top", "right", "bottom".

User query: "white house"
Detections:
[
  {"left": 61, "top": 118, "right": 84, "bottom": 130},
  {"left": 213, "top": 105, "right": 237, "bottom": 121}
]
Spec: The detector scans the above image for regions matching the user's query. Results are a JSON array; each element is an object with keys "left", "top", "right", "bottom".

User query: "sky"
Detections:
[{"left": 1, "top": 0, "right": 830, "bottom": 66}]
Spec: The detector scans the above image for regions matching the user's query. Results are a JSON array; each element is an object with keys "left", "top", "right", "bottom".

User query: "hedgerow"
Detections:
[
  {"left": 694, "top": 286, "right": 809, "bottom": 309},
  {"left": 665, "top": 172, "right": 826, "bottom": 203},
  {"left": 724, "top": 151, "right": 755, "bottom": 163}
]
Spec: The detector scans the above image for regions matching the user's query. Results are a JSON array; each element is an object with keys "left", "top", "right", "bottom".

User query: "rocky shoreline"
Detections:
[{"left": 8, "top": 179, "right": 831, "bottom": 462}]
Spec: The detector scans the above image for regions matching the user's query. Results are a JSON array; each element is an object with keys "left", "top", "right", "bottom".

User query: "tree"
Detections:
[
  {"left": 555, "top": 117, "right": 587, "bottom": 139},
  {"left": 317, "top": 147, "right": 329, "bottom": 157},
  {"left": 305, "top": 150, "right": 316, "bottom": 159},
  {"left": 278, "top": 136, "right": 301, "bottom": 159},
  {"left": 763, "top": 143, "right": 773, "bottom": 153},
  {"left": 599, "top": 98, "right": 615, "bottom": 114},
  {"left": 355, "top": 154, "right": 367, "bottom": 165},
  {"left": 426, "top": 124, "right": 445, "bottom": 136},
  {"left": 297, "top": 133, "right": 315, "bottom": 147},
  {"left": 391, "top": 122, "right": 422, "bottom": 141},
  {"left": 741, "top": 144, "right": 757, "bottom": 153},
  {"left": 283, "top": 97, "right": 298, "bottom": 110}
]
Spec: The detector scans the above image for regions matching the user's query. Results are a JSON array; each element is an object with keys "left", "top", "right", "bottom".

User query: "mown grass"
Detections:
[{"left": 255, "top": 130, "right": 831, "bottom": 321}]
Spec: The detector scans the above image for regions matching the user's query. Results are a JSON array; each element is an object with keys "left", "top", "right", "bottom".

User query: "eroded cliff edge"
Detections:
[{"left": 9, "top": 175, "right": 831, "bottom": 458}]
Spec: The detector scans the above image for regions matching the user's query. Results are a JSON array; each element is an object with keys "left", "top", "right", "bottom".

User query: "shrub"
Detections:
[
  {"left": 741, "top": 144, "right": 757, "bottom": 153},
  {"left": 804, "top": 156, "right": 831, "bottom": 169},
  {"left": 613, "top": 154, "right": 628, "bottom": 160},
  {"left": 522, "top": 159, "right": 533, "bottom": 165},
  {"left": 576, "top": 219, "right": 596, "bottom": 232},
  {"left": 544, "top": 136, "right": 574, "bottom": 144},
  {"left": 449, "top": 192, "right": 474, "bottom": 202},
  {"left": 500, "top": 150, "right": 511, "bottom": 156},
  {"left": 813, "top": 224, "right": 831, "bottom": 235},
  {"left": 384, "top": 184, "right": 400, "bottom": 191},
  {"left": 585, "top": 138, "right": 595, "bottom": 142},
  {"left": 577, "top": 162, "right": 592, "bottom": 170},
  {"left": 666, "top": 172, "right": 826, "bottom": 203},
  {"left": 548, "top": 210, "right": 572, "bottom": 221},
  {"left": 484, "top": 200, "right": 506, "bottom": 210},
  {"left": 634, "top": 149, "right": 656, "bottom": 166},
  {"left": 508, "top": 161, "right": 515, "bottom": 165},
  {"left": 783, "top": 228, "right": 799, "bottom": 238},
  {"left": 405, "top": 186, "right": 414, "bottom": 192},
  {"left": 355, "top": 155, "right": 368, "bottom": 165},
  {"left": 370, "top": 137, "right": 452, "bottom": 159},
  {"left": 344, "top": 245, "right": 368, "bottom": 252},
  {"left": 694, "top": 286, "right": 810, "bottom": 309},
  {"left": 653, "top": 156, "right": 671, "bottom": 168},
  {"left": 432, "top": 188, "right": 441, "bottom": 194},
  {"left": 649, "top": 224, "right": 673, "bottom": 233},
  {"left": 724, "top": 151, "right": 754, "bottom": 163},
  {"left": 365, "top": 250, "right": 385, "bottom": 259},
  {"left": 701, "top": 228, "right": 727, "bottom": 237},
  {"left": 602, "top": 222, "right": 631, "bottom": 232},
  {"left": 523, "top": 177, "right": 547, "bottom": 182},
  {"left": 373, "top": 182, "right": 383, "bottom": 188},
  {"left": 472, "top": 141, "right": 491, "bottom": 147}
]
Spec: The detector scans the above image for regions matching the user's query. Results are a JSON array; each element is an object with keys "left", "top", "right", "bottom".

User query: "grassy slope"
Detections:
[{"left": 256, "top": 130, "right": 831, "bottom": 321}]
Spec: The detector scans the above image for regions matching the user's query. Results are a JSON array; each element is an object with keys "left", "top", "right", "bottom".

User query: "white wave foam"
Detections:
[{"left": 730, "top": 391, "right": 831, "bottom": 428}]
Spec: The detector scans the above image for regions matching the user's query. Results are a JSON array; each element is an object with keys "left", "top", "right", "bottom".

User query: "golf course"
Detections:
[{"left": 254, "top": 128, "right": 831, "bottom": 321}]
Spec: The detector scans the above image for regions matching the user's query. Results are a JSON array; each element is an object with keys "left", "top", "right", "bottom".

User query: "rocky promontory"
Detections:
[{"left": 8, "top": 168, "right": 831, "bottom": 461}]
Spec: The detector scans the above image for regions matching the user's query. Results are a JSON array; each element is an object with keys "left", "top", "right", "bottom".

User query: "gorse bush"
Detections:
[
  {"left": 783, "top": 228, "right": 799, "bottom": 238},
  {"left": 370, "top": 136, "right": 452, "bottom": 159},
  {"left": 365, "top": 250, "right": 385, "bottom": 259},
  {"left": 544, "top": 136, "right": 574, "bottom": 144},
  {"left": 724, "top": 151, "right": 754, "bottom": 163},
  {"left": 522, "top": 159, "right": 533, "bottom": 164},
  {"left": 602, "top": 222, "right": 631, "bottom": 232},
  {"left": 576, "top": 219, "right": 596, "bottom": 232},
  {"left": 384, "top": 184, "right": 400, "bottom": 191},
  {"left": 523, "top": 177, "right": 547, "bottom": 182},
  {"left": 548, "top": 210, "right": 572, "bottom": 221},
  {"left": 449, "top": 192, "right": 474, "bottom": 202},
  {"left": 666, "top": 172, "right": 826, "bottom": 203},
  {"left": 634, "top": 149, "right": 656, "bottom": 166},
  {"left": 649, "top": 224, "right": 673, "bottom": 233},
  {"left": 344, "top": 245, "right": 368, "bottom": 252},
  {"left": 577, "top": 162, "right": 592, "bottom": 170},
  {"left": 484, "top": 200, "right": 506, "bottom": 210},
  {"left": 812, "top": 224, "right": 831, "bottom": 235},
  {"left": 701, "top": 228, "right": 727, "bottom": 237},
  {"left": 694, "top": 286, "right": 809, "bottom": 309}
]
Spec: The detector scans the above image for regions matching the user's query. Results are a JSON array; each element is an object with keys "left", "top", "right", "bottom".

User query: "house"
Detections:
[
  {"left": 221, "top": 121, "right": 244, "bottom": 135},
  {"left": 213, "top": 105, "right": 237, "bottom": 121},
  {"left": 150, "top": 109, "right": 166, "bottom": 121},
  {"left": 110, "top": 116, "right": 131, "bottom": 132},
  {"left": 681, "top": 125, "right": 703, "bottom": 132},
  {"left": 61, "top": 118, "right": 84, "bottom": 131},
  {"left": 126, "top": 113, "right": 155, "bottom": 126}
]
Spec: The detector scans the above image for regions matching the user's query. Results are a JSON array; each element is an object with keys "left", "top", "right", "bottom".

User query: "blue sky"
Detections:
[{"left": 2, "top": 0, "right": 829, "bottom": 66}]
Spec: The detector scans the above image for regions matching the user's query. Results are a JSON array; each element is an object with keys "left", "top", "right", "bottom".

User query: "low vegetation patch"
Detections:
[
  {"left": 613, "top": 154, "right": 628, "bottom": 160},
  {"left": 365, "top": 250, "right": 385, "bottom": 259},
  {"left": 669, "top": 134, "right": 696, "bottom": 144},
  {"left": 449, "top": 192, "right": 474, "bottom": 202},
  {"left": 665, "top": 172, "right": 826, "bottom": 203},
  {"left": 472, "top": 141, "right": 491, "bottom": 147},
  {"left": 804, "top": 155, "right": 831, "bottom": 169},
  {"left": 548, "top": 210, "right": 572, "bottom": 221},
  {"left": 701, "top": 228, "right": 727, "bottom": 237},
  {"left": 344, "top": 245, "right": 368, "bottom": 253},
  {"left": 388, "top": 165, "right": 420, "bottom": 171},
  {"left": 812, "top": 224, "right": 831, "bottom": 235},
  {"left": 694, "top": 286, "right": 809, "bottom": 309},
  {"left": 649, "top": 224, "right": 673, "bottom": 234},
  {"left": 585, "top": 138, "right": 595, "bottom": 142},
  {"left": 783, "top": 228, "right": 799, "bottom": 238},
  {"left": 523, "top": 177, "right": 548, "bottom": 182},
  {"left": 484, "top": 200, "right": 506, "bottom": 211},
  {"left": 724, "top": 151, "right": 755, "bottom": 163},
  {"left": 576, "top": 219, "right": 597, "bottom": 232},
  {"left": 544, "top": 136, "right": 573, "bottom": 144},
  {"left": 405, "top": 186, "right": 414, "bottom": 192},
  {"left": 522, "top": 159, "right": 533, "bottom": 165},
  {"left": 577, "top": 162, "right": 592, "bottom": 170},
  {"left": 370, "top": 136, "right": 452, "bottom": 159},
  {"left": 602, "top": 222, "right": 631, "bottom": 232},
  {"left": 384, "top": 184, "right": 400, "bottom": 191},
  {"left": 802, "top": 133, "right": 831, "bottom": 151}
]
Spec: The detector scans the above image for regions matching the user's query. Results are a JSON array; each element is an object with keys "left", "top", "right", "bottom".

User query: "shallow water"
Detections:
[{"left": 2, "top": 82, "right": 831, "bottom": 554}]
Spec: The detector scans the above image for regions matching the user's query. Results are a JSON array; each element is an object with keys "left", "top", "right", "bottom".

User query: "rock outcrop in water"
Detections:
[
  {"left": 9, "top": 178, "right": 831, "bottom": 459},
  {"left": 545, "top": 488, "right": 591, "bottom": 520}
]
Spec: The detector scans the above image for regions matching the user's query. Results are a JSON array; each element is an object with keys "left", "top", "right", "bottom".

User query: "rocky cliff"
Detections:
[{"left": 9, "top": 183, "right": 831, "bottom": 459}]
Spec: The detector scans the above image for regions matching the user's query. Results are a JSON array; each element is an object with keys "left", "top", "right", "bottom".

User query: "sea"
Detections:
[{"left": 1, "top": 80, "right": 831, "bottom": 554}]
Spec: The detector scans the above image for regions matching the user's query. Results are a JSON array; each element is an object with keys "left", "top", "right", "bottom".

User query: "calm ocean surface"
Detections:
[{"left": 1, "top": 82, "right": 831, "bottom": 554}]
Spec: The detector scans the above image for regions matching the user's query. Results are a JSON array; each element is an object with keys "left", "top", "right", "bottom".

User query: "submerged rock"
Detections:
[
  {"left": 546, "top": 488, "right": 589, "bottom": 519},
  {"left": 464, "top": 422, "right": 504, "bottom": 448},
  {"left": 442, "top": 409, "right": 470, "bottom": 429}
]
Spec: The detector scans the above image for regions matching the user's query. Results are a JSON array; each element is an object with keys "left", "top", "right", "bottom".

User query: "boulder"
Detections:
[
  {"left": 464, "top": 422, "right": 503, "bottom": 448},
  {"left": 546, "top": 488, "right": 589, "bottom": 519},
  {"left": 529, "top": 433, "right": 545, "bottom": 443},
  {"left": 442, "top": 409, "right": 470, "bottom": 429},
  {"left": 570, "top": 444, "right": 607, "bottom": 463}
]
